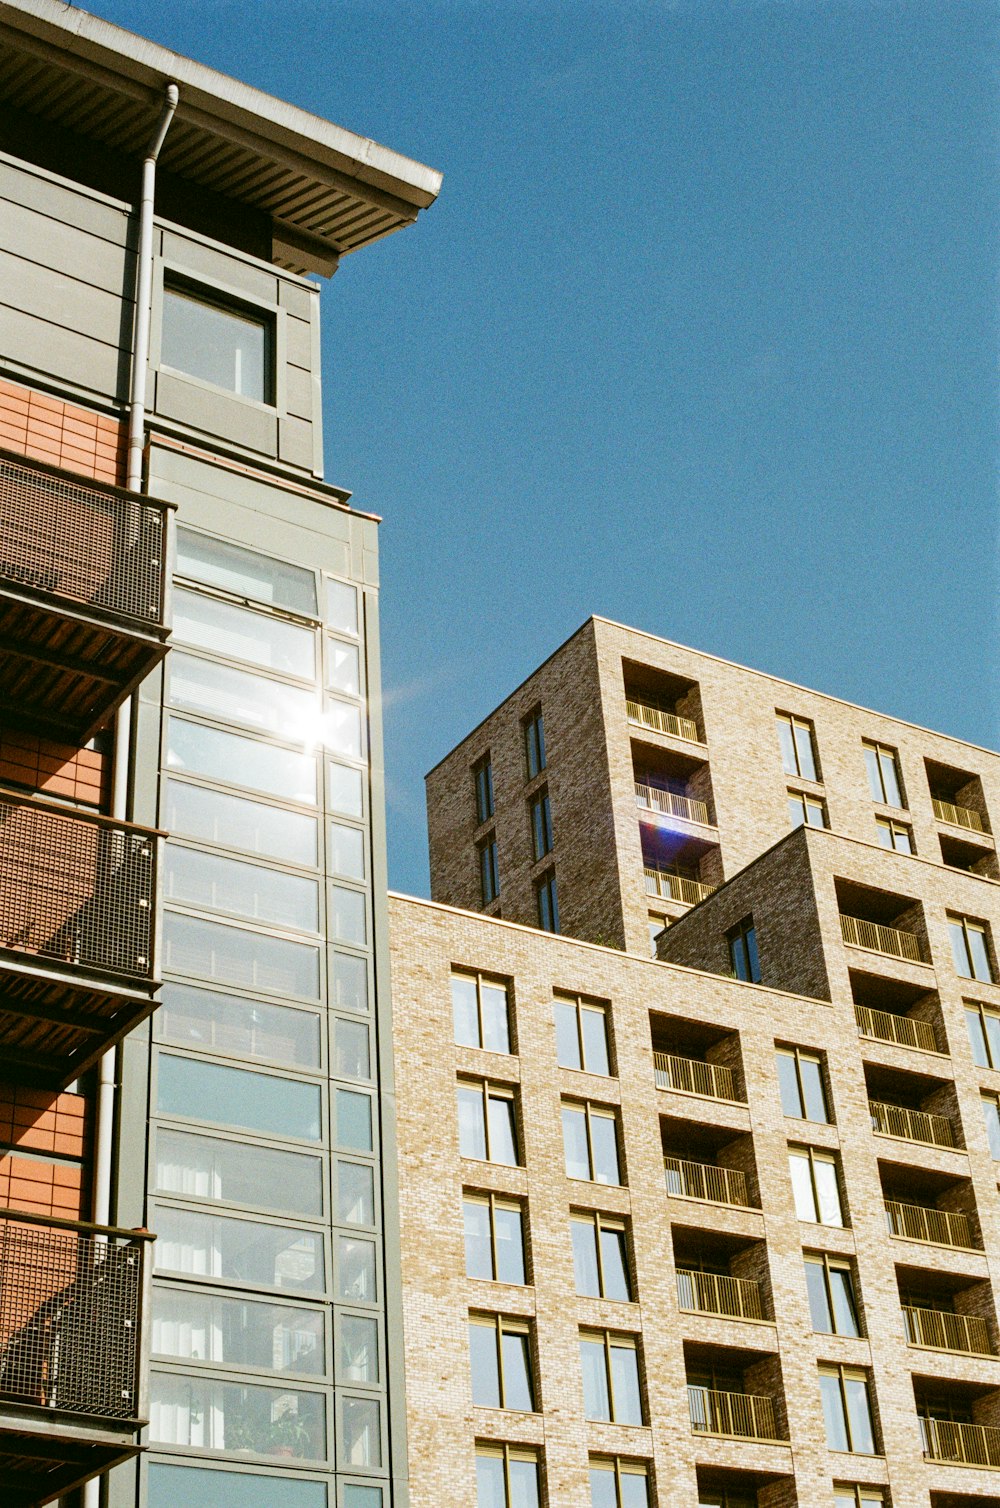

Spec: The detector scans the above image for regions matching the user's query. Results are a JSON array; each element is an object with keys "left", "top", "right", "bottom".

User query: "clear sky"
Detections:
[{"left": 93, "top": 0, "right": 1000, "bottom": 895}]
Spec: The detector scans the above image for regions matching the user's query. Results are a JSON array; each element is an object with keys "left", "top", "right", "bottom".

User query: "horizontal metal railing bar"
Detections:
[
  {"left": 687, "top": 1384, "right": 780, "bottom": 1441},
  {"left": 0, "top": 1207, "right": 155, "bottom": 1242},
  {"left": 0, "top": 447, "right": 177, "bottom": 514},
  {"left": 869, "top": 1098, "right": 956, "bottom": 1149},
  {"left": 884, "top": 1199, "right": 974, "bottom": 1249},
  {"left": 854, "top": 1003, "right": 938, "bottom": 1053},
  {"left": 643, "top": 867, "right": 717, "bottom": 904},
  {"left": 654, "top": 1051, "right": 739, "bottom": 1102},
  {"left": 0, "top": 786, "right": 165, "bottom": 839},
  {"left": 840, "top": 913, "right": 923, "bottom": 963},
  {"left": 932, "top": 797, "right": 986, "bottom": 834},
  {"left": 922, "top": 1417, "right": 1000, "bottom": 1468},
  {"left": 903, "top": 1304, "right": 992, "bottom": 1355},
  {"left": 625, "top": 698, "right": 701, "bottom": 744},
  {"left": 635, "top": 781, "right": 712, "bottom": 827},
  {"left": 665, "top": 1156, "right": 749, "bottom": 1207},
  {"left": 676, "top": 1268, "right": 764, "bottom": 1321}
]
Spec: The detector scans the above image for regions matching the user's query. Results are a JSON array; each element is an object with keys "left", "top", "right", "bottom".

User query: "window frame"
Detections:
[
  {"left": 788, "top": 1145, "right": 844, "bottom": 1226},
  {"left": 561, "top": 1100, "right": 622, "bottom": 1186},
  {"left": 863, "top": 740, "right": 904, "bottom": 809},
  {"left": 832, "top": 1487, "right": 885, "bottom": 1508},
  {"left": 571, "top": 1211, "right": 632, "bottom": 1302},
  {"left": 875, "top": 816, "right": 913, "bottom": 854},
  {"left": 159, "top": 270, "right": 280, "bottom": 409},
  {"left": 982, "top": 1093, "right": 1000, "bottom": 1160},
  {"left": 804, "top": 1253, "right": 861, "bottom": 1337},
  {"left": 529, "top": 786, "right": 554, "bottom": 862},
  {"left": 966, "top": 1000, "right": 1000, "bottom": 1068},
  {"left": 948, "top": 914, "right": 994, "bottom": 983},
  {"left": 463, "top": 1192, "right": 527, "bottom": 1285},
  {"left": 554, "top": 993, "right": 612, "bottom": 1075},
  {"left": 588, "top": 1455, "right": 650, "bottom": 1507},
  {"left": 457, "top": 1079, "right": 521, "bottom": 1166},
  {"left": 452, "top": 970, "right": 512, "bottom": 1054},
  {"left": 788, "top": 788, "right": 828, "bottom": 829},
  {"left": 728, "top": 916, "right": 761, "bottom": 983},
  {"left": 468, "top": 1313, "right": 536, "bottom": 1413},
  {"left": 536, "top": 868, "right": 559, "bottom": 933},
  {"left": 776, "top": 712, "right": 819, "bottom": 781},
  {"left": 473, "top": 756, "right": 495, "bottom": 826},
  {"left": 579, "top": 1329, "right": 644, "bottom": 1425},
  {"left": 475, "top": 1442, "right": 541, "bottom": 1507},
  {"left": 478, "top": 834, "right": 500, "bottom": 907},
  {"left": 818, "top": 1364, "right": 878, "bottom": 1455},
  {"left": 523, "top": 708, "right": 546, "bottom": 781},
  {"left": 776, "top": 1045, "right": 831, "bottom": 1123}
]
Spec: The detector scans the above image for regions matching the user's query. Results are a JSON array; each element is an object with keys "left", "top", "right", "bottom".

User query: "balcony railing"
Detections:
[
  {"left": 854, "top": 1003, "right": 937, "bottom": 1054},
  {"left": 932, "top": 797, "right": 987, "bottom": 835},
  {"left": 676, "top": 1268, "right": 763, "bottom": 1322},
  {"left": 840, "top": 913, "right": 923, "bottom": 964},
  {"left": 870, "top": 1099, "right": 955, "bottom": 1149},
  {"left": 0, "top": 449, "right": 172, "bottom": 739},
  {"left": 0, "top": 1208, "right": 151, "bottom": 1423},
  {"left": 644, "top": 867, "right": 717, "bottom": 905},
  {"left": 885, "top": 1199, "right": 973, "bottom": 1250},
  {"left": 635, "top": 781, "right": 711, "bottom": 827},
  {"left": 654, "top": 1051, "right": 738, "bottom": 1102},
  {"left": 626, "top": 698, "right": 700, "bottom": 744},
  {"left": 688, "top": 1385, "right": 780, "bottom": 1442},
  {"left": 665, "top": 1156, "right": 749, "bottom": 1207},
  {"left": 903, "top": 1305, "right": 992, "bottom": 1356},
  {"left": 921, "top": 1417, "right": 1000, "bottom": 1469}
]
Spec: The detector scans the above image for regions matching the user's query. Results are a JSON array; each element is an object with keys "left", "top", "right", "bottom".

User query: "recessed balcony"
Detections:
[
  {"left": 655, "top": 1052, "right": 741, "bottom": 1104},
  {"left": 903, "top": 1306, "right": 992, "bottom": 1357},
  {"left": 933, "top": 797, "right": 988, "bottom": 836},
  {"left": 635, "top": 780, "right": 711, "bottom": 828},
  {"left": 688, "top": 1384, "right": 782, "bottom": 1443},
  {"left": 626, "top": 698, "right": 700, "bottom": 745},
  {"left": 855, "top": 1003, "right": 938, "bottom": 1054},
  {"left": 921, "top": 1417, "right": 1000, "bottom": 1470},
  {"left": 870, "top": 1100, "right": 956, "bottom": 1150},
  {"left": 666, "top": 1157, "right": 749, "bottom": 1208},
  {"left": 841, "top": 914, "right": 922, "bottom": 964},
  {"left": 0, "top": 1208, "right": 151, "bottom": 1505},
  {"left": 677, "top": 1268, "right": 765, "bottom": 1323},
  {"left": 0, "top": 788, "right": 161, "bottom": 1088},
  {"left": 644, "top": 867, "right": 717, "bottom": 905},
  {"left": 0, "top": 450, "right": 172, "bottom": 741},
  {"left": 885, "top": 1201, "right": 975, "bottom": 1252}
]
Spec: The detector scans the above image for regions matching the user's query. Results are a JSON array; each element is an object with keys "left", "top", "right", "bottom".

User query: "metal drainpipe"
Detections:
[{"left": 83, "top": 82, "right": 178, "bottom": 1508}]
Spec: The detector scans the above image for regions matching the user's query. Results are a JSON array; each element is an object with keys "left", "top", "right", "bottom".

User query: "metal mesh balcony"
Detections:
[
  {"left": 903, "top": 1305, "right": 992, "bottom": 1355},
  {"left": 0, "top": 449, "right": 172, "bottom": 740},
  {"left": 676, "top": 1268, "right": 763, "bottom": 1322},
  {"left": 884, "top": 1199, "right": 973, "bottom": 1250},
  {"left": 625, "top": 699, "right": 700, "bottom": 744},
  {"left": 635, "top": 782, "right": 711, "bottom": 827},
  {"left": 840, "top": 913, "right": 923, "bottom": 964},
  {"left": 687, "top": 1385, "right": 780, "bottom": 1441},
  {"left": 869, "top": 1099, "right": 955, "bottom": 1149},
  {"left": 665, "top": 1156, "right": 749, "bottom": 1207},
  {"left": 654, "top": 1052, "right": 738, "bottom": 1102},
  {"left": 854, "top": 1003, "right": 937, "bottom": 1053}
]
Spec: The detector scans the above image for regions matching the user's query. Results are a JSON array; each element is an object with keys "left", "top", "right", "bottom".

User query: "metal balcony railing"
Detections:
[
  {"left": 932, "top": 797, "right": 987, "bottom": 835},
  {"left": 854, "top": 1003, "right": 937, "bottom": 1054},
  {"left": 654, "top": 1051, "right": 738, "bottom": 1102},
  {"left": 884, "top": 1199, "right": 973, "bottom": 1250},
  {"left": 625, "top": 699, "right": 700, "bottom": 744},
  {"left": 688, "top": 1385, "right": 780, "bottom": 1441},
  {"left": 665, "top": 1156, "right": 749, "bottom": 1207},
  {"left": 903, "top": 1305, "right": 992, "bottom": 1356},
  {"left": 921, "top": 1417, "right": 1000, "bottom": 1469},
  {"left": 0, "top": 1209, "right": 151, "bottom": 1423},
  {"left": 676, "top": 1268, "right": 763, "bottom": 1322},
  {"left": 635, "top": 782, "right": 711, "bottom": 827},
  {"left": 644, "top": 867, "right": 717, "bottom": 905},
  {"left": 870, "top": 1099, "right": 955, "bottom": 1150},
  {"left": 840, "top": 913, "right": 923, "bottom": 964}
]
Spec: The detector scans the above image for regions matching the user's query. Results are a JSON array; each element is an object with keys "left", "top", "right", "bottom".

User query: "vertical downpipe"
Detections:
[{"left": 84, "top": 82, "right": 178, "bottom": 1508}]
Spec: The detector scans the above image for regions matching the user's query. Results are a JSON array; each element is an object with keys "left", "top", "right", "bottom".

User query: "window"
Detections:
[
  {"left": 863, "top": 740, "right": 903, "bottom": 808},
  {"left": 164, "top": 844, "right": 319, "bottom": 933},
  {"left": 148, "top": 1463, "right": 327, "bottom": 1508},
  {"left": 154, "top": 1207, "right": 324, "bottom": 1294},
  {"left": 479, "top": 836, "right": 500, "bottom": 906},
  {"left": 965, "top": 1001, "right": 1000, "bottom": 1068},
  {"left": 330, "top": 761, "right": 364, "bottom": 819},
  {"left": 155, "top": 1128, "right": 323, "bottom": 1218},
  {"left": 554, "top": 994, "right": 611, "bottom": 1075},
  {"left": 162, "top": 282, "right": 271, "bottom": 402},
  {"left": 562, "top": 1102, "right": 621, "bottom": 1185},
  {"left": 326, "top": 639, "right": 360, "bottom": 697},
  {"left": 697, "top": 1494, "right": 757, "bottom": 1508},
  {"left": 804, "top": 1254, "right": 860, "bottom": 1336},
  {"left": 776, "top": 1047, "right": 830, "bottom": 1123},
  {"left": 163, "top": 913, "right": 320, "bottom": 1001},
  {"left": 648, "top": 916, "right": 667, "bottom": 956},
  {"left": 476, "top": 1444, "right": 540, "bottom": 1508},
  {"left": 579, "top": 1331, "right": 643, "bottom": 1424},
  {"left": 728, "top": 917, "right": 760, "bottom": 983},
  {"left": 571, "top": 1212, "right": 631, "bottom": 1301},
  {"left": 524, "top": 709, "right": 546, "bottom": 779},
  {"left": 788, "top": 789, "right": 827, "bottom": 829},
  {"left": 330, "top": 822, "right": 365, "bottom": 881},
  {"left": 788, "top": 1147, "right": 843, "bottom": 1226},
  {"left": 777, "top": 713, "right": 818, "bottom": 781},
  {"left": 152, "top": 1287, "right": 324, "bottom": 1375},
  {"left": 529, "top": 788, "right": 553, "bottom": 861},
  {"left": 819, "top": 1366, "right": 877, "bottom": 1454},
  {"left": 464, "top": 1194, "right": 526, "bottom": 1285},
  {"left": 175, "top": 527, "right": 317, "bottom": 615},
  {"left": 474, "top": 757, "right": 495, "bottom": 824},
  {"left": 160, "top": 982, "right": 321, "bottom": 1070},
  {"left": 172, "top": 589, "right": 316, "bottom": 681},
  {"left": 341, "top": 1395, "right": 381, "bottom": 1467},
  {"left": 536, "top": 869, "right": 559, "bottom": 932},
  {"left": 339, "top": 1314, "right": 379, "bottom": 1384},
  {"left": 169, "top": 652, "right": 318, "bottom": 740},
  {"left": 468, "top": 1314, "right": 535, "bottom": 1411},
  {"left": 949, "top": 914, "right": 994, "bottom": 983},
  {"left": 452, "top": 971, "right": 511, "bottom": 1054},
  {"left": 458, "top": 1081, "right": 519, "bottom": 1165},
  {"left": 164, "top": 779, "right": 318, "bottom": 867},
  {"left": 157, "top": 1054, "right": 322, "bottom": 1142},
  {"left": 983, "top": 1095, "right": 1000, "bottom": 1159},
  {"left": 149, "top": 1371, "right": 326, "bottom": 1458},
  {"left": 326, "top": 578, "right": 359, "bottom": 636},
  {"left": 875, "top": 816, "right": 913, "bottom": 854},
  {"left": 167, "top": 716, "right": 316, "bottom": 805},
  {"left": 833, "top": 1488, "right": 884, "bottom": 1508},
  {"left": 589, "top": 1457, "right": 650, "bottom": 1508}
]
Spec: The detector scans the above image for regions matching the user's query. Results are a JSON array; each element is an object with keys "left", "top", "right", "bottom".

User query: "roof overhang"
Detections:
[{"left": 0, "top": 0, "right": 442, "bottom": 275}]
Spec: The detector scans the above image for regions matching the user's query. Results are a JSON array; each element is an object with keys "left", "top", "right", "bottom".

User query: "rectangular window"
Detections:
[
  {"left": 452, "top": 971, "right": 511, "bottom": 1053},
  {"left": 966, "top": 1001, "right": 1000, "bottom": 1068},
  {"left": 554, "top": 994, "right": 611, "bottom": 1075},
  {"left": 326, "top": 639, "right": 361, "bottom": 697},
  {"left": 833, "top": 1488, "right": 885, "bottom": 1508},
  {"left": 728, "top": 917, "right": 761, "bottom": 983},
  {"left": 875, "top": 816, "right": 913, "bottom": 854},
  {"left": 804, "top": 1254, "right": 860, "bottom": 1336},
  {"left": 162, "top": 282, "right": 271, "bottom": 403},
  {"left": 524, "top": 709, "right": 546, "bottom": 780},
  {"left": 983, "top": 1095, "right": 1000, "bottom": 1159},
  {"left": 529, "top": 788, "right": 553, "bottom": 860},
  {"left": 330, "top": 822, "right": 365, "bottom": 881},
  {"left": 334, "top": 1018, "right": 371, "bottom": 1082},
  {"left": 458, "top": 1081, "right": 519, "bottom": 1165},
  {"left": 476, "top": 1444, "right": 541, "bottom": 1508},
  {"left": 152, "top": 1286, "right": 324, "bottom": 1375},
  {"left": 562, "top": 1102, "right": 621, "bottom": 1185},
  {"left": 340, "top": 1395, "right": 381, "bottom": 1468},
  {"left": 330, "top": 886, "right": 367, "bottom": 947},
  {"left": 159, "top": 983, "right": 321, "bottom": 1070},
  {"left": 326, "top": 578, "right": 359, "bottom": 636},
  {"left": 463, "top": 1194, "right": 526, "bottom": 1285},
  {"left": 329, "top": 761, "right": 365, "bottom": 819},
  {"left": 468, "top": 1314, "right": 535, "bottom": 1411},
  {"left": 165, "top": 844, "right": 319, "bottom": 933},
  {"left": 163, "top": 913, "right": 321, "bottom": 1001},
  {"left": 155, "top": 1127, "right": 323, "bottom": 1218},
  {"left": 165, "top": 779, "right": 318, "bottom": 868},
  {"left": 579, "top": 1331, "right": 643, "bottom": 1425},
  {"left": 176, "top": 527, "right": 317, "bottom": 615},
  {"left": 479, "top": 835, "right": 500, "bottom": 906},
  {"left": 338, "top": 1235, "right": 376, "bottom": 1303},
  {"left": 173, "top": 589, "right": 316, "bottom": 681},
  {"left": 336, "top": 1160, "right": 375, "bottom": 1227},
  {"left": 949, "top": 914, "right": 994, "bottom": 983},
  {"left": 149, "top": 1370, "right": 325, "bottom": 1459},
  {"left": 571, "top": 1212, "right": 631, "bottom": 1301},
  {"left": 777, "top": 713, "right": 818, "bottom": 781},
  {"left": 153, "top": 1207, "right": 324, "bottom": 1295},
  {"left": 157, "top": 1054, "right": 322, "bottom": 1142},
  {"left": 169, "top": 652, "right": 319, "bottom": 743},
  {"left": 339, "top": 1313, "right": 379, "bottom": 1384},
  {"left": 589, "top": 1458, "right": 650, "bottom": 1508},
  {"left": 819, "top": 1366, "right": 877, "bottom": 1454},
  {"left": 788, "top": 789, "right": 827, "bottom": 829},
  {"left": 863, "top": 740, "right": 904, "bottom": 808},
  {"left": 148, "top": 1463, "right": 327, "bottom": 1508},
  {"left": 776, "top": 1046, "right": 830, "bottom": 1123},
  {"left": 167, "top": 716, "right": 317, "bottom": 805},
  {"left": 789, "top": 1147, "right": 844, "bottom": 1226},
  {"left": 474, "top": 757, "right": 495, "bottom": 824},
  {"left": 536, "top": 869, "right": 559, "bottom": 933}
]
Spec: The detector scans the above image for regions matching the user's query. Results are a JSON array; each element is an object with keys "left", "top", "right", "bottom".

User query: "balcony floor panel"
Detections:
[
  {"left": 0, "top": 1419, "right": 141, "bottom": 1507},
  {"left": 0, "top": 967, "right": 157, "bottom": 1089}
]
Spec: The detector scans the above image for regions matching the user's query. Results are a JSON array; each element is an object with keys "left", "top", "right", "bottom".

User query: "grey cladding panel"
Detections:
[
  {"left": 155, "top": 369, "right": 279, "bottom": 455},
  {"left": 0, "top": 303, "right": 123, "bottom": 398},
  {"left": 0, "top": 249, "right": 129, "bottom": 346},
  {"left": 285, "top": 315, "right": 312, "bottom": 369},
  {"left": 0, "top": 198, "right": 131, "bottom": 296},
  {"left": 284, "top": 364, "right": 314, "bottom": 422},
  {"left": 161, "top": 230, "right": 277, "bottom": 303},
  {"left": 0, "top": 156, "right": 130, "bottom": 245},
  {"left": 277, "top": 414, "right": 314, "bottom": 470}
]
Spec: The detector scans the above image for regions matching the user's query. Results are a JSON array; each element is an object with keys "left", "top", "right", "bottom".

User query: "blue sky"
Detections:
[{"left": 95, "top": 0, "right": 1000, "bottom": 895}]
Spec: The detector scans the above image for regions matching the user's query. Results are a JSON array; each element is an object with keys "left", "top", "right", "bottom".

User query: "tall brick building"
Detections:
[{"left": 393, "top": 616, "right": 1000, "bottom": 1506}]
